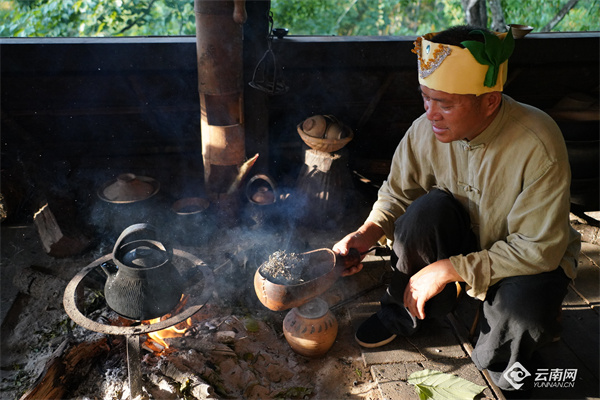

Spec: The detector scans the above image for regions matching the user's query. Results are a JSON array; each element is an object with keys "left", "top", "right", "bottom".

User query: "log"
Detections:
[
  {"left": 33, "top": 196, "right": 91, "bottom": 258},
  {"left": 159, "top": 359, "right": 215, "bottom": 399},
  {"left": 19, "top": 338, "right": 110, "bottom": 400},
  {"left": 164, "top": 336, "right": 236, "bottom": 356}
]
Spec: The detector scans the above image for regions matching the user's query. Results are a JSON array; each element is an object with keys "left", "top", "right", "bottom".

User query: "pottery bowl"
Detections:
[
  {"left": 254, "top": 248, "right": 343, "bottom": 311},
  {"left": 508, "top": 24, "right": 533, "bottom": 39}
]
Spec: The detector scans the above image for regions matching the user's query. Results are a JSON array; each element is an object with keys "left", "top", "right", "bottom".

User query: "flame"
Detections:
[
  {"left": 146, "top": 318, "right": 192, "bottom": 349},
  {"left": 143, "top": 295, "right": 191, "bottom": 350}
]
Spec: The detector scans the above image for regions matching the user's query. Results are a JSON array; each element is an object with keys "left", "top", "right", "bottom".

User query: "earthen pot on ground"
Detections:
[
  {"left": 283, "top": 297, "right": 338, "bottom": 358},
  {"left": 93, "top": 173, "right": 163, "bottom": 236}
]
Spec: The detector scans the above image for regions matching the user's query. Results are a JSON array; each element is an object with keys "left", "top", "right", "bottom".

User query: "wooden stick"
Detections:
[{"left": 226, "top": 153, "right": 259, "bottom": 194}]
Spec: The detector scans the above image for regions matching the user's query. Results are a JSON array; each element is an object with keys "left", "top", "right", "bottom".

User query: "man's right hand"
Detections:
[{"left": 332, "top": 222, "right": 385, "bottom": 277}]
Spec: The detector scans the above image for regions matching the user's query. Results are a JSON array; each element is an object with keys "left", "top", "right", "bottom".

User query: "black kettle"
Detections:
[{"left": 102, "top": 223, "right": 183, "bottom": 320}]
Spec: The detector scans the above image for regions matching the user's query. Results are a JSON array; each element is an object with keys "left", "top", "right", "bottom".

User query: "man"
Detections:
[{"left": 333, "top": 25, "right": 580, "bottom": 394}]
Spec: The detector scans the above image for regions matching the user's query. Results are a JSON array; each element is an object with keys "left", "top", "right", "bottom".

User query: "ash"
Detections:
[
  {"left": 259, "top": 250, "right": 307, "bottom": 284},
  {"left": 1, "top": 221, "right": 380, "bottom": 400}
]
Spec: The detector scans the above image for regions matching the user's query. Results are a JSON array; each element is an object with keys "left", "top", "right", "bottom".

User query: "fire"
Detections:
[
  {"left": 143, "top": 295, "right": 192, "bottom": 350},
  {"left": 146, "top": 318, "right": 192, "bottom": 349}
]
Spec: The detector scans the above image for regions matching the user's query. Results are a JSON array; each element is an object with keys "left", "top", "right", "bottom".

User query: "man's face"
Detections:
[{"left": 420, "top": 85, "right": 493, "bottom": 143}]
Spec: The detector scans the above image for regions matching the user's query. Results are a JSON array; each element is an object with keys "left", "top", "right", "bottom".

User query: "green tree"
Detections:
[
  {"left": 271, "top": 0, "right": 599, "bottom": 36},
  {"left": 0, "top": 0, "right": 196, "bottom": 37},
  {"left": 1, "top": 0, "right": 598, "bottom": 37}
]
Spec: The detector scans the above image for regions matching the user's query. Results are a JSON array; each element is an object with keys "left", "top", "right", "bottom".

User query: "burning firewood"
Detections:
[
  {"left": 19, "top": 338, "right": 110, "bottom": 400},
  {"left": 164, "top": 337, "right": 236, "bottom": 357},
  {"left": 158, "top": 359, "right": 215, "bottom": 399}
]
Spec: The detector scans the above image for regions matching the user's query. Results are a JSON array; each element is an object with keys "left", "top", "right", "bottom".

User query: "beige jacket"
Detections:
[{"left": 366, "top": 95, "right": 580, "bottom": 300}]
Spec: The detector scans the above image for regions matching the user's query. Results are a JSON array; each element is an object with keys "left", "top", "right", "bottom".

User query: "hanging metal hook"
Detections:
[{"left": 249, "top": 11, "right": 289, "bottom": 95}]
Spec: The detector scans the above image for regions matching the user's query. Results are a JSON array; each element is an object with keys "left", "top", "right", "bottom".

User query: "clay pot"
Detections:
[
  {"left": 98, "top": 173, "right": 159, "bottom": 204},
  {"left": 283, "top": 298, "right": 338, "bottom": 358},
  {"left": 508, "top": 24, "right": 533, "bottom": 39},
  {"left": 169, "top": 197, "right": 214, "bottom": 245},
  {"left": 301, "top": 115, "right": 327, "bottom": 138},
  {"left": 254, "top": 248, "right": 360, "bottom": 311},
  {"left": 102, "top": 223, "right": 183, "bottom": 320},
  {"left": 93, "top": 173, "right": 162, "bottom": 237},
  {"left": 245, "top": 174, "right": 279, "bottom": 226},
  {"left": 246, "top": 174, "right": 277, "bottom": 205},
  {"left": 324, "top": 120, "right": 344, "bottom": 140},
  {"left": 172, "top": 197, "right": 209, "bottom": 215},
  {"left": 297, "top": 115, "right": 354, "bottom": 153}
]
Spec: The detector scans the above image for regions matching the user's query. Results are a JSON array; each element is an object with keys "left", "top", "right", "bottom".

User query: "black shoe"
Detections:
[{"left": 355, "top": 313, "right": 397, "bottom": 348}]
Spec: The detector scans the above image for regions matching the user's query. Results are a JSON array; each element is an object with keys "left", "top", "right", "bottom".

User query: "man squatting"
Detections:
[{"left": 333, "top": 25, "right": 581, "bottom": 394}]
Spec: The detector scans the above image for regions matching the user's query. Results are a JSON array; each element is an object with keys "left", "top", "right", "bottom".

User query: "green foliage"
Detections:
[
  {"left": 0, "top": 0, "right": 196, "bottom": 37},
  {"left": 407, "top": 369, "right": 486, "bottom": 400},
  {"left": 502, "top": 0, "right": 600, "bottom": 32},
  {"left": 272, "top": 0, "right": 599, "bottom": 36},
  {"left": 271, "top": 0, "right": 465, "bottom": 36},
  {"left": 1, "top": 0, "right": 598, "bottom": 37}
]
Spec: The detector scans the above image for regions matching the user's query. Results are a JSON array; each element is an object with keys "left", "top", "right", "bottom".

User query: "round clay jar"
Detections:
[{"left": 283, "top": 297, "right": 338, "bottom": 358}]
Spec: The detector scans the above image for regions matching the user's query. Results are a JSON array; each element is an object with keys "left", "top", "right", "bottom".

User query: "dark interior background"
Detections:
[{"left": 1, "top": 1, "right": 598, "bottom": 225}]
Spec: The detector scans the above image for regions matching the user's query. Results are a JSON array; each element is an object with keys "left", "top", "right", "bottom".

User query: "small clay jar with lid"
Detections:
[{"left": 283, "top": 297, "right": 338, "bottom": 358}]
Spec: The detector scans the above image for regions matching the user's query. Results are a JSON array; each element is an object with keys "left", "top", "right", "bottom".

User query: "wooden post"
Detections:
[{"left": 194, "top": 0, "right": 247, "bottom": 221}]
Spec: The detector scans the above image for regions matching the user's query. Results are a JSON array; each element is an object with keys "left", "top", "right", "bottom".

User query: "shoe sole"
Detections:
[{"left": 355, "top": 333, "right": 398, "bottom": 348}]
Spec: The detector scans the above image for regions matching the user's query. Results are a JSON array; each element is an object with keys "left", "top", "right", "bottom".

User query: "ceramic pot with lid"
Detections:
[
  {"left": 245, "top": 174, "right": 279, "bottom": 226},
  {"left": 283, "top": 297, "right": 338, "bottom": 358},
  {"left": 102, "top": 223, "right": 183, "bottom": 320},
  {"left": 93, "top": 173, "right": 162, "bottom": 236}
]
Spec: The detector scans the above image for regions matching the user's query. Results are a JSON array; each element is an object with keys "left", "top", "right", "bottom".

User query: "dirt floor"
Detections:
[
  {"left": 2, "top": 203, "right": 597, "bottom": 400},
  {"left": 0, "top": 217, "right": 383, "bottom": 400}
]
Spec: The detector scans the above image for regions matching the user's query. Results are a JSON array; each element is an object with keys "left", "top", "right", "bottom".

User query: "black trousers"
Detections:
[{"left": 379, "top": 189, "right": 569, "bottom": 391}]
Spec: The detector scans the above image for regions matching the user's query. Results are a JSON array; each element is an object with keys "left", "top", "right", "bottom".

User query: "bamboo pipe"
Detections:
[{"left": 194, "top": 0, "right": 247, "bottom": 216}]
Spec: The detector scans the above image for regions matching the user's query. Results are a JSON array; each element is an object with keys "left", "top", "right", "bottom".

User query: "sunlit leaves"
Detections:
[
  {"left": 0, "top": 0, "right": 196, "bottom": 37},
  {"left": 0, "top": 0, "right": 598, "bottom": 37},
  {"left": 272, "top": 0, "right": 598, "bottom": 36}
]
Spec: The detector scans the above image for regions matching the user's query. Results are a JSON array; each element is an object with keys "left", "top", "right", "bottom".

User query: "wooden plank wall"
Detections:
[
  {"left": 267, "top": 33, "right": 600, "bottom": 183},
  {"left": 1, "top": 28, "right": 598, "bottom": 221}
]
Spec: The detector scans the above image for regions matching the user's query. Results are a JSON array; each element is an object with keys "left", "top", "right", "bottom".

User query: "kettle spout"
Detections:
[{"left": 100, "top": 261, "right": 118, "bottom": 277}]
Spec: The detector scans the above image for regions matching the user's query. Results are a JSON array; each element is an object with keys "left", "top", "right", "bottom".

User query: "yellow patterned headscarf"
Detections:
[{"left": 412, "top": 29, "right": 514, "bottom": 95}]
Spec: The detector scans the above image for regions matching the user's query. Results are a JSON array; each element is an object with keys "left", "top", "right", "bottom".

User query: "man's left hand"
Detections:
[{"left": 403, "top": 259, "right": 463, "bottom": 320}]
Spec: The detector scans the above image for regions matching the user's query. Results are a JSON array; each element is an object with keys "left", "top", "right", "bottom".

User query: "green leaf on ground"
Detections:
[{"left": 408, "top": 369, "right": 486, "bottom": 400}]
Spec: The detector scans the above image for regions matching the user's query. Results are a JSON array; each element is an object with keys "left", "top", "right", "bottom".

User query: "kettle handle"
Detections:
[
  {"left": 113, "top": 223, "right": 173, "bottom": 262},
  {"left": 246, "top": 174, "right": 278, "bottom": 203}
]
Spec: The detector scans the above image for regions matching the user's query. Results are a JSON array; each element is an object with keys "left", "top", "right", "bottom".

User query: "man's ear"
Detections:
[{"left": 483, "top": 91, "right": 502, "bottom": 116}]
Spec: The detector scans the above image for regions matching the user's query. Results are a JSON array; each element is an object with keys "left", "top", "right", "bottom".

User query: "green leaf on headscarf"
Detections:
[{"left": 461, "top": 29, "right": 515, "bottom": 88}]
